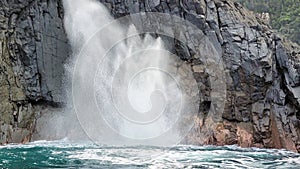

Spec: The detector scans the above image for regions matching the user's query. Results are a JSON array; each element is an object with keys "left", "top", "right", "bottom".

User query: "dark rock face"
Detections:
[
  {"left": 0, "top": 0, "right": 69, "bottom": 144},
  {"left": 0, "top": 0, "right": 299, "bottom": 152}
]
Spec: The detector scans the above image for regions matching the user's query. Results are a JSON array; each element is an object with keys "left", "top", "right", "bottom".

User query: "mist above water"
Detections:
[{"left": 35, "top": 0, "right": 198, "bottom": 145}]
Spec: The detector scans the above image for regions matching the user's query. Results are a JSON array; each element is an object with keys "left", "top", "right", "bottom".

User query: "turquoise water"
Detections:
[{"left": 0, "top": 141, "right": 299, "bottom": 169}]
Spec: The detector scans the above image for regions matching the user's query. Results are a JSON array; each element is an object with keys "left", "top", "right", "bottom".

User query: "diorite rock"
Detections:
[{"left": 0, "top": 0, "right": 299, "bottom": 152}]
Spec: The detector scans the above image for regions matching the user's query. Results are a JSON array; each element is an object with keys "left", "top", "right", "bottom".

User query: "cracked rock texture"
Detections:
[
  {"left": 0, "top": 0, "right": 69, "bottom": 144},
  {"left": 0, "top": 0, "right": 299, "bottom": 152}
]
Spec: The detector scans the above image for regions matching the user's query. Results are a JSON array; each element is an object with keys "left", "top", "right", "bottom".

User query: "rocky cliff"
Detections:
[
  {"left": 0, "top": 0, "right": 299, "bottom": 152},
  {"left": 0, "top": 0, "right": 69, "bottom": 143}
]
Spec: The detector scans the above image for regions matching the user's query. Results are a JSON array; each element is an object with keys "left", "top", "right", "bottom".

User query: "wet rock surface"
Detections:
[{"left": 0, "top": 0, "right": 299, "bottom": 152}]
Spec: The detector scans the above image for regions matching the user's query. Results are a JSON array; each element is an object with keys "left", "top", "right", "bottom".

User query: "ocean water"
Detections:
[{"left": 0, "top": 141, "right": 299, "bottom": 169}]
